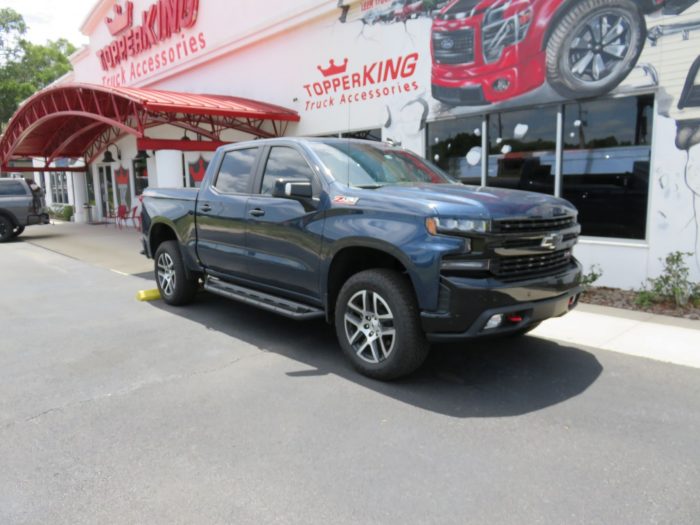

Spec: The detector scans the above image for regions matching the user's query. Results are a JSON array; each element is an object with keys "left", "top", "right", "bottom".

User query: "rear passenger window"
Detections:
[
  {"left": 0, "top": 181, "right": 27, "bottom": 196},
  {"left": 214, "top": 148, "right": 258, "bottom": 194},
  {"left": 261, "top": 147, "right": 316, "bottom": 195}
]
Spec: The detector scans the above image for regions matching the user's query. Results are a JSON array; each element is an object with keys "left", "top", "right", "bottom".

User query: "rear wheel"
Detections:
[
  {"left": 11, "top": 225, "right": 25, "bottom": 238},
  {"left": 545, "top": 0, "right": 645, "bottom": 99},
  {"left": 335, "top": 269, "right": 429, "bottom": 380},
  {"left": 0, "top": 216, "right": 14, "bottom": 243},
  {"left": 154, "top": 240, "right": 198, "bottom": 306}
]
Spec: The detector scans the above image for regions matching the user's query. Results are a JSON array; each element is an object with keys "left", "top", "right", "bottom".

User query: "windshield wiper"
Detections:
[{"left": 354, "top": 184, "right": 385, "bottom": 189}]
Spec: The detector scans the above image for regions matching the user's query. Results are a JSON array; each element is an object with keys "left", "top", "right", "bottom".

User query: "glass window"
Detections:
[
  {"left": 0, "top": 180, "right": 27, "bottom": 196},
  {"left": 310, "top": 141, "right": 455, "bottom": 187},
  {"left": 562, "top": 95, "right": 653, "bottom": 239},
  {"left": 133, "top": 157, "right": 148, "bottom": 196},
  {"left": 427, "top": 116, "right": 483, "bottom": 184},
  {"left": 214, "top": 148, "right": 258, "bottom": 194},
  {"left": 487, "top": 107, "right": 557, "bottom": 194},
  {"left": 261, "top": 147, "right": 315, "bottom": 195}
]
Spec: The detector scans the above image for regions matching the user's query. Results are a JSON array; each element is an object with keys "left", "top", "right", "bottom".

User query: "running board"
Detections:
[{"left": 203, "top": 276, "right": 324, "bottom": 320}]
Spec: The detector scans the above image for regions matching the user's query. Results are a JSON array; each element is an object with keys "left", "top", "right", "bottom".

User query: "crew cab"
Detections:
[
  {"left": 0, "top": 178, "right": 49, "bottom": 242},
  {"left": 141, "top": 138, "right": 582, "bottom": 380}
]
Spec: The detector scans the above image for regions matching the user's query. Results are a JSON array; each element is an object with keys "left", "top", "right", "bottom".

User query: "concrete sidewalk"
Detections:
[{"left": 18, "top": 222, "right": 700, "bottom": 369}]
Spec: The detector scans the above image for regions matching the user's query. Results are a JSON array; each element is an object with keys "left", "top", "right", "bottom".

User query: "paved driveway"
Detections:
[{"left": 1, "top": 239, "right": 699, "bottom": 524}]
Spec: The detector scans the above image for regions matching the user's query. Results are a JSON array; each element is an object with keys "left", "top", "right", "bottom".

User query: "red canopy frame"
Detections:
[{"left": 0, "top": 83, "right": 300, "bottom": 170}]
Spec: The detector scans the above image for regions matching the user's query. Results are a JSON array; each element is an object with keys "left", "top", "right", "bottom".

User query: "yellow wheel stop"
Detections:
[{"left": 136, "top": 289, "right": 161, "bottom": 301}]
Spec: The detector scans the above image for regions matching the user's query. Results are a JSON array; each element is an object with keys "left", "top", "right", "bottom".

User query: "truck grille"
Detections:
[
  {"left": 432, "top": 29, "right": 475, "bottom": 65},
  {"left": 494, "top": 216, "right": 577, "bottom": 233},
  {"left": 492, "top": 250, "right": 572, "bottom": 280}
]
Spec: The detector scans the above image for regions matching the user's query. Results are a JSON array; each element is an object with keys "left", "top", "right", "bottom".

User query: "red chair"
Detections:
[
  {"left": 115, "top": 204, "right": 128, "bottom": 229},
  {"left": 130, "top": 206, "right": 142, "bottom": 231}
]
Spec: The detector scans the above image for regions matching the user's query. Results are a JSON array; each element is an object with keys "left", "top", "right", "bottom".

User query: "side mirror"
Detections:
[{"left": 272, "top": 178, "right": 313, "bottom": 199}]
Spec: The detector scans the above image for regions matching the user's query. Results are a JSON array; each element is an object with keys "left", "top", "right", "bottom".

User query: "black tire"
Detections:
[
  {"left": 334, "top": 269, "right": 429, "bottom": 380},
  {"left": 11, "top": 225, "right": 25, "bottom": 238},
  {"left": 0, "top": 216, "right": 14, "bottom": 243},
  {"left": 154, "top": 240, "right": 198, "bottom": 306},
  {"left": 545, "top": 0, "right": 646, "bottom": 99}
]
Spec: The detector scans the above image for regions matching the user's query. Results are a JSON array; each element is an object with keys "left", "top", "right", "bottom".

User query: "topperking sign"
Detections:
[{"left": 98, "top": 0, "right": 206, "bottom": 85}]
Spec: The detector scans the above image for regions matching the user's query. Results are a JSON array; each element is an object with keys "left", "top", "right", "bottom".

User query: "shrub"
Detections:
[
  {"left": 61, "top": 205, "right": 74, "bottom": 221},
  {"left": 637, "top": 252, "right": 700, "bottom": 308},
  {"left": 580, "top": 264, "right": 603, "bottom": 290}
]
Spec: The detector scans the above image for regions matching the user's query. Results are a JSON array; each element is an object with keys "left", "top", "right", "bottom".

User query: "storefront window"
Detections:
[
  {"left": 562, "top": 95, "right": 653, "bottom": 239},
  {"left": 427, "top": 116, "right": 483, "bottom": 184},
  {"left": 133, "top": 157, "right": 149, "bottom": 195},
  {"left": 487, "top": 107, "right": 557, "bottom": 194},
  {"left": 50, "top": 172, "right": 69, "bottom": 203}
]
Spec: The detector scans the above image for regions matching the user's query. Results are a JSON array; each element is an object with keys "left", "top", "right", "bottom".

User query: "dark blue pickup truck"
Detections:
[{"left": 141, "top": 138, "right": 582, "bottom": 379}]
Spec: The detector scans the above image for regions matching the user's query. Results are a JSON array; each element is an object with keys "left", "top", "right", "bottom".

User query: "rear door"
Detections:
[
  {"left": 244, "top": 144, "right": 325, "bottom": 302},
  {"left": 195, "top": 146, "right": 261, "bottom": 277}
]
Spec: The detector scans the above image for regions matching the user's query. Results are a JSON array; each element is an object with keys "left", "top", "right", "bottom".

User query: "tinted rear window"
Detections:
[{"left": 0, "top": 181, "right": 27, "bottom": 196}]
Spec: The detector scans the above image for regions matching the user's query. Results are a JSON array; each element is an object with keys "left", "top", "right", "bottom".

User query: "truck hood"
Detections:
[{"left": 358, "top": 183, "right": 577, "bottom": 220}]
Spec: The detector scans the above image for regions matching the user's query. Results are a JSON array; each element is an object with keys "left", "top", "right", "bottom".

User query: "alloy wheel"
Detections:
[
  {"left": 568, "top": 13, "right": 632, "bottom": 82},
  {"left": 344, "top": 289, "right": 396, "bottom": 364},
  {"left": 157, "top": 252, "right": 176, "bottom": 297}
]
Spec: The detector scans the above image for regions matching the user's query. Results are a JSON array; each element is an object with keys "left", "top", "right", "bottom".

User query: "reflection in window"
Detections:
[
  {"left": 215, "top": 148, "right": 258, "bottom": 193},
  {"left": 562, "top": 95, "right": 653, "bottom": 239},
  {"left": 487, "top": 107, "right": 557, "bottom": 195},
  {"left": 133, "top": 156, "right": 148, "bottom": 196},
  {"left": 427, "top": 116, "right": 483, "bottom": 184},
  {"left": 261, "top": 147, "right": 315, "bottom": 195}
]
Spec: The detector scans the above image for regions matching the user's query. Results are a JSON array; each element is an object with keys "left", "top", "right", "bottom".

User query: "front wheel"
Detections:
[
  {"left": 545, "top": 0, "right": 646, "bottom": 99},
  {"left": 335, "top": 269, "right": 429, "bottom": 380},
  {"left": 154, "top": 240, "right": 198, "bottom": 306}
]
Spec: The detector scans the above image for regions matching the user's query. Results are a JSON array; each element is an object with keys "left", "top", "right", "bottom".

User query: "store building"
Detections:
[{"left": 1, "top": 0, "right": 699, "bottom": 288}]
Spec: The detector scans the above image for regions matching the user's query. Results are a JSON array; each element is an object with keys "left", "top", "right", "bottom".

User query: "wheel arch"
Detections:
[
  {"left": 323, "top": 240, "right": 420, "bottom": 323},
  {"left": 0, "top": 208, "right": 19, "bottom": 227}
]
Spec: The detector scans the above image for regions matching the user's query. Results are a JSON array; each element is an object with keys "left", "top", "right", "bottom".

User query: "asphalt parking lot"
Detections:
[{"left": 1, "top": 230, "right": 699, "bottom": 524}]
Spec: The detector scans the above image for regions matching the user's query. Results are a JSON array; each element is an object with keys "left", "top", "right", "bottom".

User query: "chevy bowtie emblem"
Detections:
[{"left": 541, "top": 233, "right": 563, "bottom": 250}]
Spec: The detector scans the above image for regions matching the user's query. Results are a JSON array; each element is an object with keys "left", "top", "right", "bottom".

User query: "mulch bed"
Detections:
[{"left": 580, "top": 286, "right": 700, "bottom": 320}]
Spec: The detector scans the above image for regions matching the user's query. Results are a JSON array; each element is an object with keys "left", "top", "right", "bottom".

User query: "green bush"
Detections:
[
  {"left": 580, "top": 264, "right": 603, "bottom": 290},
  {"left": 637, "top": 252, "right": 700, "bottom": 308},
  {"left": 61, "top": 205, "right": 74, "bottom": 221}
]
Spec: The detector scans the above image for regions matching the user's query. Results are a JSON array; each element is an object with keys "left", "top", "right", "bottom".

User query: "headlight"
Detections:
[{"left": 426, "top": 217, "right": 490, "bottom": 235}]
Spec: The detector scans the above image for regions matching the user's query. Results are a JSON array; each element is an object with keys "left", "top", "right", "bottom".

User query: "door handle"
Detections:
[
  {"left": 249, "top": 208, "right": 265, "bottom": 217},
  {"left": 200, "top": 203, "right": 211, "bottom": 212}
]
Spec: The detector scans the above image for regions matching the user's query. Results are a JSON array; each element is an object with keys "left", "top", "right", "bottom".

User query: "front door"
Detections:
[
  {"left": 196, "top": 146, "right": 261, "bottom": 278},
  {"left": 245, "top": 145, "right": 325, "bottom": 301},
  {"left": 98, "top": 165, "right": 115, "bottom": 219}
]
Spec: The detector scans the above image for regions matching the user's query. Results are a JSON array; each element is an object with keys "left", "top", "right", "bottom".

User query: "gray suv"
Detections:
[{"left": 0, "top": 178, "right": 49, "bottom": 242}]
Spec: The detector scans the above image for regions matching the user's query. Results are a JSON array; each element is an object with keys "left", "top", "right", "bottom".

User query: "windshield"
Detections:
[{"left": 309, "top": 141, "right": 457, "bottom": 188}]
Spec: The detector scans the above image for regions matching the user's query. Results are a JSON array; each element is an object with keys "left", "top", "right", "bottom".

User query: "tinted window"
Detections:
[
  {"left": 0, "top": 180, "right": 27, "bottom": 196},
  {"left": 261, "top": 147, "right": 315, "bottom": 195},
  {"left": 562, "top": 95, "right": 653, "bottom": 239},
  {"left": 215, "top": 148, "right": 258, "bottom": 193},
  {"left": 428, "top": 116, "right": 483, "bottom": 184},
  {"left": 487, "top": 107, "right": 557, "bottom": 195}
]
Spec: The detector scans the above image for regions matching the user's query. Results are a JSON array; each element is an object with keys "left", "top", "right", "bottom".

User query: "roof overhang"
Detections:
[{"left": 0, "top": 83, "right": 300, "bottom": 170}]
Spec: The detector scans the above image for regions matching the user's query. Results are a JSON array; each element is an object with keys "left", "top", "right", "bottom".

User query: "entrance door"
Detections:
[{"left": 98, "top": 165, "right": 115, "bottom": 219}]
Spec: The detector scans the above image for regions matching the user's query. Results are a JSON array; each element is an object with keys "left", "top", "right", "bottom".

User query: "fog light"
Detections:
[
  {"left": 493, "top": 78, "right": 510, "bottom": 92},
  {"left": 484, "top": 314, "right": 503, "bottom": 330}
]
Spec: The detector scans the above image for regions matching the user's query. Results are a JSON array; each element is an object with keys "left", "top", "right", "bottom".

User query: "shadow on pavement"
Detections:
[{"left": 150, "top": 292, "right": 603, "bottom": 418}]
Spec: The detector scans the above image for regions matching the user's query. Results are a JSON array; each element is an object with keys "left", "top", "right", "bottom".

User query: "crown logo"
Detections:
[
  {"left": 105, "top": 1, "right": 134, "bottom": 36},
  {"left": 189, "top": 156, "right": 209, "bottom": 183},
  {"left": 317, "top": 58, "right": 349, "bottom": 77}
]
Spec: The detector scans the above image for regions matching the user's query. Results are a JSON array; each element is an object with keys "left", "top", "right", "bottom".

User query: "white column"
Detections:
[
  {"left": 72, "top": 171, "right": 89, "bottom": 224},
  {"left": 154, "top": 150, "right": 184, "bottom": 188}
]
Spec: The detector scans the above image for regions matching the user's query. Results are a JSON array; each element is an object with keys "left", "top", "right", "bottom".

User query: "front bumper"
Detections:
[{"left": 422, "top": 260, "right": 582, "bottom": 342}]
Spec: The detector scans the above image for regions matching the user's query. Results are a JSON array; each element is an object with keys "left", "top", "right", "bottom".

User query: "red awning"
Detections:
[{"left": 0, "top": 83, "right": 300, "bottom": 169}]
